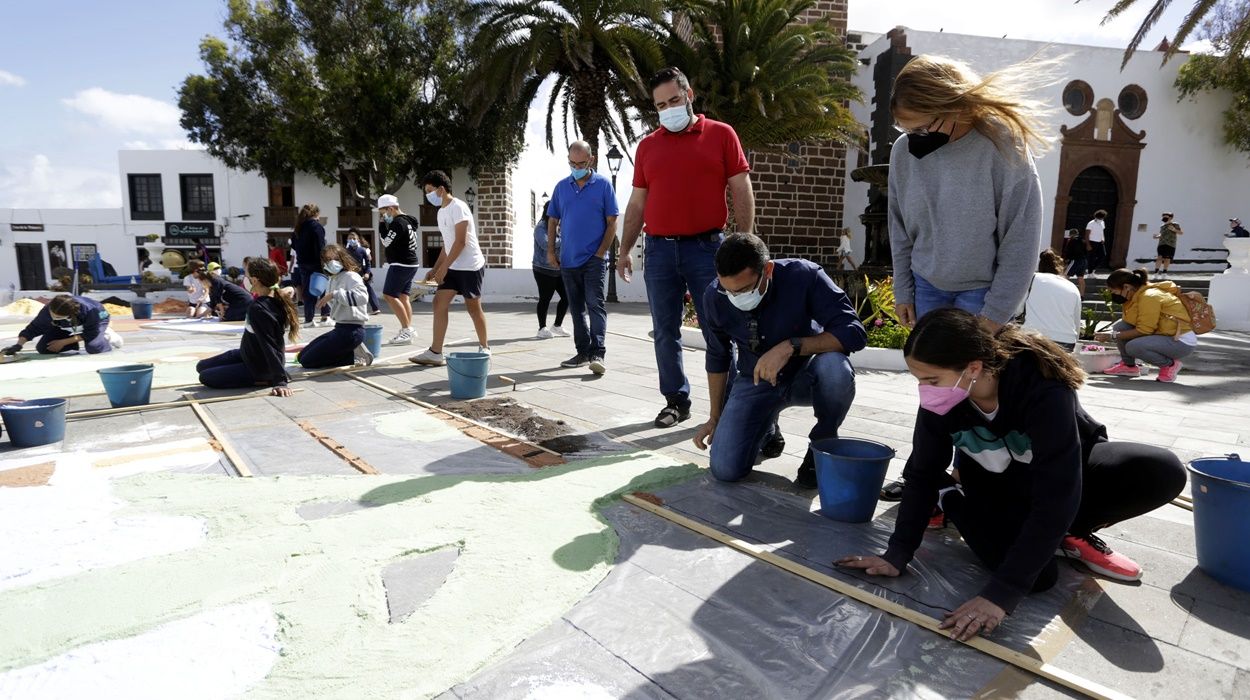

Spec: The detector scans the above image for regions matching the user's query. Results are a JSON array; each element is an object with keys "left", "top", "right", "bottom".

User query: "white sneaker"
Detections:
[
  {"left": 551, "top": 326, "right": 570, "bottom": 338},
  {"left": 409, "top": 348, "right": 445, "bottom": 366},
  {"left": 536, "top": 327, "right": 554, "bottom": 340},
  {"left": 388, "top": 329, "right": 414, "bottom": 345},
  {"left": 314, "top": 318, "right": 331, "bottom": 328},
  {"left": 104, "top": 326, "right": 124, "bottom": 349},
  {"left": 478, "top": 346, "right": 492, "bottom": 356},
  {"left": 353, "top": 342, "right": 374, "bottom": 367},
  {"left": 589, "top": 356, "right": 606, "bottom": 375}
]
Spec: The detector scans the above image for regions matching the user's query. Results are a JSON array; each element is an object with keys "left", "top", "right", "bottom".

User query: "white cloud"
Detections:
[
  {"left": 62, "top": 87, "right": 182, "bottom": 135},
  {"left": 0, "top": 154, "right": 120, "bottom": 208},
  {"left": 0, "top": 69, "right": 25, "bottom": 87}
]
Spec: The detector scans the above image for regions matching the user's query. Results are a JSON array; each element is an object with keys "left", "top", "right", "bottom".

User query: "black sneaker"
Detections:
[
  {"left": 654, "top": 401, "right": 691, "bottom": 428},
  {"left": 561, "top": 354, "right": 589, "bottom": 368},
  {"left": 760, "top": 430, "right": 785, "bottom": 460},
  {"left": 795, "top": 449, "right": 817, "bottom": 489}
]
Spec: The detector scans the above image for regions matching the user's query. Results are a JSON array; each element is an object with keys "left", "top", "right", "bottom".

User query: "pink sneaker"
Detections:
[
  {"left": 1102, "top": 361, "right": 1141, "bottom": 377},
  {"left": 1156, "top": 360, "right": 1183, "bottom": 383},
  {"left": 1059, "top": 534, "right": 1142, "bottom": 581}
]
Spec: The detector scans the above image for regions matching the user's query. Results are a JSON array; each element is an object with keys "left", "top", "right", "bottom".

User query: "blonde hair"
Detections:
[{"left": 891, "top": 54, "right": 1054, "bottom": 157}]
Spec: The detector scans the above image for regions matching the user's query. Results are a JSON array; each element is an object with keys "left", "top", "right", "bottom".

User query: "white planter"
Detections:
[
  {"left": 143, "top": 240, "right": 170, "bottom": 278},
  {"left": 1224, "top": 237, "right": 1250, "bottom": 275},
  {"left": 853, "top": 346, "right": 908, "bottom": 372},
  {"left": 1075, "top": 345, "right": 1121, "bottom": 374},
  {"left": 679, "top": 325, "right": 706, "bottom": 350}
]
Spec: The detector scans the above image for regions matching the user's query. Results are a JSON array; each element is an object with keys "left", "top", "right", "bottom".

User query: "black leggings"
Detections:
[
  {"left": 943, "top": 441, "right": 1186, "bottom": 593},
  {"left": 534, "top": 270, "right": 568, "bottom": 329}
]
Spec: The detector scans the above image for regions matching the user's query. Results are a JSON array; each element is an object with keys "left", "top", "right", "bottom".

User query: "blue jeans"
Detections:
[
  {"left": 561, "top": 257, "right": 607, "bottom": 358},
  {"left": 710, "top": 352, "right": 857, "bottom": 482},
  {"left": 298, "top": 323, "right": 365, "bottom": 369},
  {"left": 197, "top": 349, "right": 257, "bottom": 388},
  {"left": 913, "top": 273, "right": 990, "bottom": 321},
  {"left": 644, "top": 235, "right": 722, "bottom": 404}
]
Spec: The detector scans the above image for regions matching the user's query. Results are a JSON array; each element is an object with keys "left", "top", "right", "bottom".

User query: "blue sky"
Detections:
[{"left": 0, "top": 0, "right": 1194, "bottom": 209}]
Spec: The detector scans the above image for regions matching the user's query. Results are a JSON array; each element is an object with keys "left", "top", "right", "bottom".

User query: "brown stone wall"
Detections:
[{"left": 474, "top": 168, "right": 514, "bottom": 268}]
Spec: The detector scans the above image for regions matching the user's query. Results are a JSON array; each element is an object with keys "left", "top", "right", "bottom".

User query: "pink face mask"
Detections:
[{"left": 918, "top": 370, "right": 975, "bottom": 415}]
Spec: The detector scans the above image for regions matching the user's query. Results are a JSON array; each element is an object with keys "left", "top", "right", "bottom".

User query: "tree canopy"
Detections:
[{"left": 178, "top": 0, "right": 529, "bottom": 195}]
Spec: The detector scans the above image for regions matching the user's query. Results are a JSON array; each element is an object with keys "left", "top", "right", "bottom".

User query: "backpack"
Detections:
[{"left": 1170, "top": 289, "right": 1216, "bottom": 335}]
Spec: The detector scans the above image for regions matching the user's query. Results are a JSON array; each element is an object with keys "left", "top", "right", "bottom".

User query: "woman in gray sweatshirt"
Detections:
[
  {"left": 297, "top": 244, "right": 373, "bottom": 369},
  {"left": 887, "top": 54, "right": 1046, "bottom": 331}
]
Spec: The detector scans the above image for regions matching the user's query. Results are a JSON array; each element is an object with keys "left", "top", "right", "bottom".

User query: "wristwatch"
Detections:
[{"left": 789, "top": 337, "right": 803, "bottom": 358}]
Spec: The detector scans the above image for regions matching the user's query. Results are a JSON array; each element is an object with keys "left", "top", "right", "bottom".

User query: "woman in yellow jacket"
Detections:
[{"left": 1096, "top": 268, "right": 1196, "bottom": 383}]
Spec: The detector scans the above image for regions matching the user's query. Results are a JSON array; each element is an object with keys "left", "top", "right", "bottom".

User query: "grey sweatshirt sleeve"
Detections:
[
  {"left": 887, "top": 139, "right": 915, "bottom": 305},
  {"left": 981, "top": 159, "right": 1044, "bottom": 324}
]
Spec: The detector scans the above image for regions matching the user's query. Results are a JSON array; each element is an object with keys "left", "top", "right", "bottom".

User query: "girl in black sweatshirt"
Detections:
[
  {"left": 196, "top": 258, "right": 300, "bottom": 396},
  {"left": 838, "top": 308, "right": 1184, "bottom": 640}
]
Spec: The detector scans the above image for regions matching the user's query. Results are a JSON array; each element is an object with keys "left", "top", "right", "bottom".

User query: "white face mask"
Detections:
[
  {"left": 726, "top": 274, "right": 768, "bottom": 311},
  {"left": 426, "top": 191, "right": 443, "bottom": 207},
  {"left": 324, "top": 260, "right": 343, "bottom": 275},
  {"left": 659, "top": 99, "right": 692, "bottom": 132}
]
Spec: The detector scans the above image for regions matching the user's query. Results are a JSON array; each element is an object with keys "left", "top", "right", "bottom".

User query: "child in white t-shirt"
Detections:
[
  {"left": 409, "top": 169, "right": 490, "bottom": 367},
  {"left": 185, "top": 260, "right": 210, "bottom": 318}
]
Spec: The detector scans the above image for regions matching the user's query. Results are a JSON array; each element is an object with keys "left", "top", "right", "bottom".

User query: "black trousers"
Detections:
[
  {"left": 943, "top": 441, "right": 1186, "bottom": 593},
  {"left": 533, "top": 269, "right": 568, "bottom": 329}
]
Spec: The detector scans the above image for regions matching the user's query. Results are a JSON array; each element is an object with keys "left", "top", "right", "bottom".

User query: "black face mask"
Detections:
[
  {"left": 908, "top": 131, "right": 950, "bottom": 159},
  {"left": 52, "top": 318, "right": 74, "bottom": 329},
  {"left": 1110, "top": 292, "right": 1129, "bottom": 305}
]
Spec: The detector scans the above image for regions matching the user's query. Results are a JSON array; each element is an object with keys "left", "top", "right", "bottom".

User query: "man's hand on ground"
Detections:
[{"left": 693, "top": 419, "right": 717, "bottom": 450}]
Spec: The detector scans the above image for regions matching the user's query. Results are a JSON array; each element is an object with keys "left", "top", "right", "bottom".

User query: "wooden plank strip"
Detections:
[
  {"left": 295, "top": 420, "right": 380, "bottom": 475},
  {"left": 67, "top": 389, "right": 304, "bottom": 421},
  {"left": 1170, "top": 498, "right": 1194, "bottom": 512},
  {"left": 621, "top": 494, "right": 1134, "bottom": 700},
  {"left": 347, "top": 375, "right": 565, "bottom": 467},
  {"left": 188, "top": 399, "right": 253, "bottom": 478}
]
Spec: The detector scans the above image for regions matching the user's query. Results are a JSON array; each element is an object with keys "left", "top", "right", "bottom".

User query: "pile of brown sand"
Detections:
[
  {"left": 153, "top": 298, "right": 188, "bottom": 314},
  {"left": 103, "top": 303, "right": 133, "bottom": 317},
  {"left": 0, "top": 298, "right": 46, "bottom": 316}
]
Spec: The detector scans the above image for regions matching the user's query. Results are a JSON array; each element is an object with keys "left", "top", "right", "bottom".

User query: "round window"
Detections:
[
  {"left": 1062, "top": 80, "right": 1093, "bottom": 116},
  {"left": 1118, "top": 84, "right": 1147, "bottom": 119}
]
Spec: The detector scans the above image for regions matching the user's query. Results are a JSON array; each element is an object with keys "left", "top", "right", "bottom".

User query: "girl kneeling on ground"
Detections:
[
  {"left": 4, "top": 294, "right": 122, "bottom": 356},
  {"left": 838, "top": 309, "right": 1185, "bottom": 641},
  {"left": 196, "top": 258, "right": 299, "bottom": 397},
  {"left": 1096, "top": 268, "right": 1196, "bottom": 384},
  {"left": 297, "top": 244, "right": 373, "bottom": 369}
]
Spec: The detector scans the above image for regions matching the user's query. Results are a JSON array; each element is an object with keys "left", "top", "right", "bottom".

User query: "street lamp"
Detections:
[
  {"left": 464, "top": 186, "right": 477, "bottom": 210},
  {"left": 605, "top": 143, "right": 624, "bottom": 303}
]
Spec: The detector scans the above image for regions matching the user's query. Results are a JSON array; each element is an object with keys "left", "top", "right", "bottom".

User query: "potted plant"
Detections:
[{"left": 854, "top": 275, "right": 910, "bottom": 371}]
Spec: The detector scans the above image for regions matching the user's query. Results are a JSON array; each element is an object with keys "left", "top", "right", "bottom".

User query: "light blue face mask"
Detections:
[
  {"left": 659, "top": 100, "right": 693, "bottom": 132},
  {"left": 426, "top": 191, "right": 443, "bottom": 207},
  {"left": 725, "top": 272, "right": 768, "bottom": 311},
  {"left": 382, "top": 213, "right": 394, "bottom": 225},
  {"left": 324, "top": 260, "right": 343, "bottom": 275},
  {"left": 570, "top": 167, "right": 589, "bottom": 180}
]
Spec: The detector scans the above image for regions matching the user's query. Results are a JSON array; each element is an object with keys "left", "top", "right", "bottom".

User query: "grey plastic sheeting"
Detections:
[{"left": 442, "top": 475, "right": 1091, "bottom": 699}]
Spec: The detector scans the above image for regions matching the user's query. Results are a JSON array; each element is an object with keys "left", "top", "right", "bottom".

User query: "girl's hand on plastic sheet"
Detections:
[
  {"left": 940, "top": 596, "right": 1005, "bottom": 641},
  {"left": 834, "top": 555, "right": 900, "bottom": 577}
]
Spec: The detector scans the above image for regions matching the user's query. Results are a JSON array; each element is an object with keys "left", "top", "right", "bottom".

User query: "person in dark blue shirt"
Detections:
[
  {"left": 1228, "top": 217, "right": 1249, "bottom": 238},
  {"left": 5, "top": 295, "right": 116, "bottom": 355},
  {"left": 694, "top": 233, "right": 867, "bottom": 487}
]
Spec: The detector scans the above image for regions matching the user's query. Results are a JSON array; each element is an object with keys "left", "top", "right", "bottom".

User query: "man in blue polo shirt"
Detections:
[
  {"left": 693, "top": 233, "right": 866, "bottom": 487},
  {"left": 547, "top": 140, "right": 619, "bottom": 375}
]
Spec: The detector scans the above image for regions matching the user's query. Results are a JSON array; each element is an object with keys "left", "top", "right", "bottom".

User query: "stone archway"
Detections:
[{"left": 1050, "top": 106, "right": 1146, "bottom": 269}]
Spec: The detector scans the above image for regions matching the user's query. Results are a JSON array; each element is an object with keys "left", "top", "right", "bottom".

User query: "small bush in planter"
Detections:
[
  {"left": 867, "top": 319, "right": 910, "bottom": 349},
  {"left": 145, "top": 233, "right": 161, "bottom": 242}
]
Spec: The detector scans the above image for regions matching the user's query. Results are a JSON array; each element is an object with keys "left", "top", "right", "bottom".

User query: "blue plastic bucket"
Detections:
[
  {"left": 307, "top": 272, "right": 329, "bottom": 298},
  {"left": 0, "top": 398, "right": 68, "bottom": 448},
  {"left": 446, "top": 352, "right": 490, "bottom": 400},
  {"left": 363, "top": 324, "right": 383, "bottom": 359},
  {"left": 131, "top": 299, "right": 153, "bottom": 319},
  {"left": 1188, "top": 454, "right": 1250, "bottom": 591},
  {"left": 97, "top": 364, "right": 155, "bottom": 408},
  {"left": 811, "top": 438, "right": 897, "bottom": 523}
]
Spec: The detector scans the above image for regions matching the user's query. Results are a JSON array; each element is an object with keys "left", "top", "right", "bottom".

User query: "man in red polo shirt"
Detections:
[{"left": 618, "top": 66, "right": 756, "bottom": 429}]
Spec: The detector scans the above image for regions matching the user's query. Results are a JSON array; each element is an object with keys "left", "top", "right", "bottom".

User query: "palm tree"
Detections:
[
  {"left": 467, "top": 0, "right": 667, "bottom": 156},
  {"left": 1099, "top": 0, "right": 1250, "bottom": 67},
  {"left": 664, "top": 0, "right": 862, "bottom": 151}
]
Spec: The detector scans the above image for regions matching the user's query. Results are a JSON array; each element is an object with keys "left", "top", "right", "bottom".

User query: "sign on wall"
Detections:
[
  {"left": 71, "top": 244, "right": 98, "bottom": 263},
  {"left": 165, "top": 222, "right": 214, "bottom": 237},
  {"left": 10, "top": 223, "right": 44, "bottom": 232},
  {"left": 47, "top": 240, "right": 67, "bottom": 271}
]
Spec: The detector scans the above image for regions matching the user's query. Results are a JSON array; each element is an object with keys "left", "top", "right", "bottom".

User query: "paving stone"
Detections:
[
  {"left": 1179, "top": 601, "right": 1250, "bottom": 671},
  {"left": 1088, "top": 579, "right": 1195, "bottom": 645},
  {"left": 1048, "top": 617, "right": 1239, "bottom": 699},
  {"left": 382, "top": 548, "right": 460, "bottom": 624}
]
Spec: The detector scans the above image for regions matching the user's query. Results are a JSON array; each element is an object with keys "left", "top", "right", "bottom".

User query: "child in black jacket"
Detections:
[
  {"left": 838, "top": 309, "right": 1184, "bottom": 640},
  {"left": 196, "top": 259, "right": 300, "bottom": 396}
]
